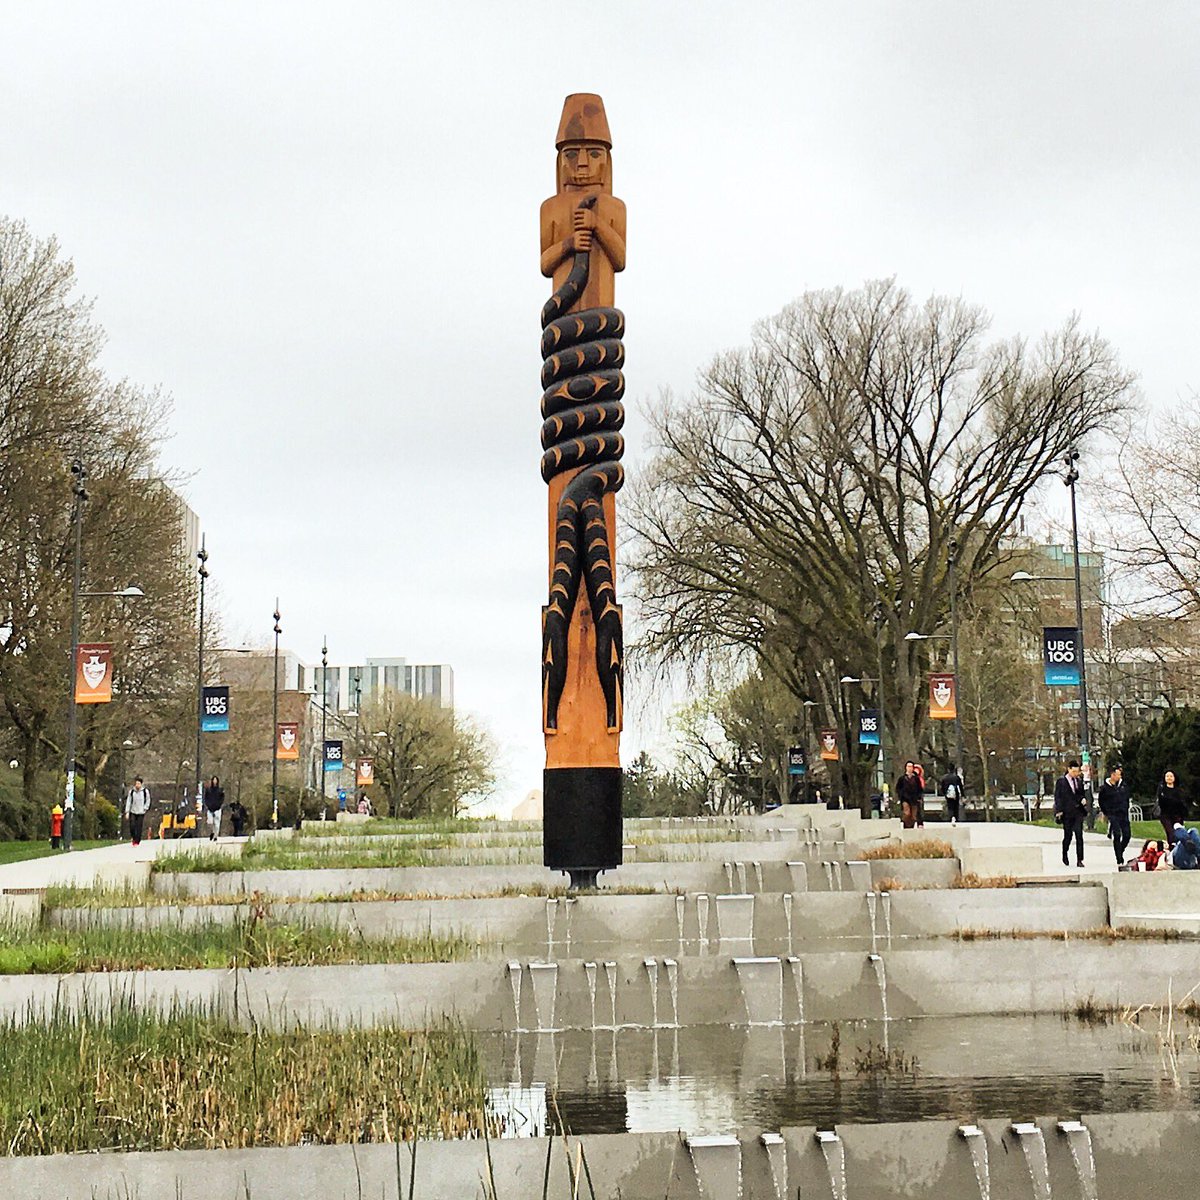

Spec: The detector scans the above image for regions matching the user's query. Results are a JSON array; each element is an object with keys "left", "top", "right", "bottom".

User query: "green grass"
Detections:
[
  {"left": 0, "top": 839, "right": 113, "bottom": 866},
  {"left": 0, "top": 999, "right": 488, "bottom": 1154},
  {"left": 1031, "top": 817, "right": 1198, "bottom": 842},
  {"left": 0, "top": 919, "right": 478, "bottom": 973}
]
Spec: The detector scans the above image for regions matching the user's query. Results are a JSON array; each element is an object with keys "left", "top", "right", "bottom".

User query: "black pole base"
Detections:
[
  {"left": 567, "top": 868, "right": 601, "bottom": 891},
  {"left": 543, "top": 766, "right": 622, "bottom": 881}
]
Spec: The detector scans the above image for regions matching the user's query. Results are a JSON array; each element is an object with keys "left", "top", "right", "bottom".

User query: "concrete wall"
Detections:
[
  {"left": 1, "top": 1113, "right": 1195, "bottom": 1199},
  {"left": 1105, "top": 870, "right": 1200, "bottom": 931},
  {"left": 4, "top": 939, "right": 1199, "bottom": 1031}
]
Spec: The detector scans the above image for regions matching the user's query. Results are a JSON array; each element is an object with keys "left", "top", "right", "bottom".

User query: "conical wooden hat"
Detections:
[{"left": 556, "top": 94, "right": 612, "bottom": 148}]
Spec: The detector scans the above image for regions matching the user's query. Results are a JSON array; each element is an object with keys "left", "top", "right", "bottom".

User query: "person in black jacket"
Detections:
[
  {"left": 1157, "top": 770, "right": 1186, "bottom": 846},
  {"left": 202, "top": 775, "right": 225, "bottom": 841},
  {"left": 896, "top": 762, "right": 924, "bottom": 830},
  {"left": 1054, "top": 761, "right": 1088, "bottom": 868},
  {"left": 1097, "top": 764, "right": 1131, "bottom": 865},
  {"left": 940, "top": 768, "right": 964, "bottom": 826}
]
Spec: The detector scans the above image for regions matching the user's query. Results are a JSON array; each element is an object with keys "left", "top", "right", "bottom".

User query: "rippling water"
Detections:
[{"left": 481, "top": 1013, "right": 1200, "bottom": 1136}]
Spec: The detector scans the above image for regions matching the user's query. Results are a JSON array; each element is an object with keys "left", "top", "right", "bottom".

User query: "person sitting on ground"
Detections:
[
  {"left": 1133, "top": 839, "right": 1167, "bottom": 871},
  {"left": 1171, "top": 825, "right": 1200, "bottom": 870}
]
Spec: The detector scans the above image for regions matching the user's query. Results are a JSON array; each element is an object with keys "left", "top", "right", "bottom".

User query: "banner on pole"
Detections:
[
  {"left": 787, "top": 746, "right": 807, "bottom": 777},
  {"left": 275, "top": 722, "right": 300, "bottom": 761},
  {"left": 356, "top": 757, "right": 375, "bottom": 787},
  {"left": 1042, "top": 626, "right": 1081, "bottom": 686},
  {"left": 201, "top": 685, "right": 230, "bottom": 732},
  {"left": 819, "top": 728, "right": 840, "bottom": 761},
  {"left": 323, "top": 740, "right": 344, "bottom": 772},
  {"left": 929, "top": 673, "right": 957, "bottom": 720},
  {"left": 74, "top": 643, "right": 113, "bottom": 704},
  {"left": 858, "top": 708, "right": 881, "bottom": 746}
]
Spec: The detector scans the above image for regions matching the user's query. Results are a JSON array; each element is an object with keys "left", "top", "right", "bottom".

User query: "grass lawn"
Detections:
[
  {"left": 1030, "top": 817, "right": 1197, "bottom": 842},
  {"left": 0, "top": 840, "right": 114, "bottom": 866}
]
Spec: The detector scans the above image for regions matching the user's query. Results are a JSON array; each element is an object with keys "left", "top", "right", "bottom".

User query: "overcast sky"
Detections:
[{"left": 4, "top": 2, "right": 1197, "bottom": 812}]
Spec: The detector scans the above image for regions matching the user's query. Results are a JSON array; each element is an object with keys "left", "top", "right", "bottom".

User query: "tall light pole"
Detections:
[
  {"left": 354, "top": 671, "right": 362, "bottom": 785},
  {"left": 839, "top": 674, "right": 883, "bottom": 808},
  {"left": 320, "top": 637, "right": 328, "bottom": 809},
  {"left": 194, "top": 535, "right": 209, "bottom": 828},
  {"left": 271, "top": 600, "right": 281, "bottom": 828},
  {"left": 873, "top": 600, "right": 889, "bottom": 801},
  {"left": 63, "top": 460, "right": 88, "bottom": 851},
  {"left": 948, "top": 538, "right": 965, "bottom": 787},
  {"left": 1064, "top": 449, "right": 1093, "bottom": 801}
]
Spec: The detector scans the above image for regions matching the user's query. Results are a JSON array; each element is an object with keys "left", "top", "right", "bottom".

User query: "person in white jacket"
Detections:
[{"left": 124, "top": 777, "right": 152, "bottom": 846}]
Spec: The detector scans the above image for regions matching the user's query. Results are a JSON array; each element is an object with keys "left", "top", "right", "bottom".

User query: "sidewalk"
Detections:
[{"left": 0, "top": 837, "right": 244, "bottom": 891}]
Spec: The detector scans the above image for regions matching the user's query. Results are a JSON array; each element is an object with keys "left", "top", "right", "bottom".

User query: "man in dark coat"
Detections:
[
  {"left": 896, "top": 762, "right": 925, "bottom": 830},
  {"left": 1097, "top": 765, "right": 1131, "bottom": 865},
  {"left": 1054, "top": 760, "right": 1088, "bottom": 868},
  {"left": 940, "top": 768, "right": 965, "bottom": 826}
]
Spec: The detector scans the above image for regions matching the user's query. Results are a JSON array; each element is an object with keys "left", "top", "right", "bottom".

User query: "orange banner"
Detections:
[
  {"left": 819, "top": 728, "right": 840, "bottom": 761},
  {"left": 356, "top": 757, "right": 375, "bottom": 787},
  {"left": 929, "top": 673, "right": 957, "bottom": 720},
  {"left": 275, "top": 722, "right": 300, "bottom": 761},
  {"left": 74, "top": 643, "right": 113, "bottom": 704}
]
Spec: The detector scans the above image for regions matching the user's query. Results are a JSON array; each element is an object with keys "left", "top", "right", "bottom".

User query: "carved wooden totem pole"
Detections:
[{"left": 539, "top": 94, "right": 627, "bottom": 887}]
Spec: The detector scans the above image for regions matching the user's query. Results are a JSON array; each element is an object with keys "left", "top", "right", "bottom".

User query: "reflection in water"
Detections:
[{"left": 481, "top": 1014, "right": 1200, "bottom": 1137}]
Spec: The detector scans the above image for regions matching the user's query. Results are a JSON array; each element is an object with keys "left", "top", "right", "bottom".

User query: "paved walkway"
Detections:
[{"left": 0, "top": 837, "right": 244, "bottom": 891}]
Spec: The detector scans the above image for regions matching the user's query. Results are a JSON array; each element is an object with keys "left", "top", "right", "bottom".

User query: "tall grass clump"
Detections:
[
  {"left": 862, "top": 838, "right": 956, "bottom": 861},
  {"left": 0, "top": 918, "right": 477, "bottom": 973},
  {"left": 0, "top": 998, "right": 488, "bottom": 1154}
]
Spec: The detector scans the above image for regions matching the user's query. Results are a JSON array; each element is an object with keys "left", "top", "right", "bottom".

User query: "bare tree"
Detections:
[
  {"left": 628, "top": 279, "right": 1136, "bottom": 772},
  {"left": 360, "top": 690, "right": 498, "bottom": 818}
]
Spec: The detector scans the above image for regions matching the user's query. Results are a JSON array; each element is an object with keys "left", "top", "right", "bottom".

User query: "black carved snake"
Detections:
[{"left": 539, "top": 196, "right": 625, "bottom": 733}]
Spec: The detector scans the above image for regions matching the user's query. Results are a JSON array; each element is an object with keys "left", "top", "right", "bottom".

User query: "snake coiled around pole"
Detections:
[{"left": 540, "top": 198, "right": 625, "bottom": 733}]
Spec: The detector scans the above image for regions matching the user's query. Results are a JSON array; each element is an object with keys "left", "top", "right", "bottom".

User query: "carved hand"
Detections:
[
  {"left": 569, "top": 229, "right": 593, "bottom": 253},
  {"left": 573, "top": 208, "right": 597, "bottom": 232}
]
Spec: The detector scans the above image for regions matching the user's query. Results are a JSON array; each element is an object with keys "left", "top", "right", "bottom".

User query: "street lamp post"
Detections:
[
  {"left": 271, "top": 601, "right": 281, "bottom": 828},
  {"left": 194, "top": 535, "right": 209, "bottom": 829},
  {"left": 63, "top": 461, "right": 88, "bottom": 851},
  {"left": 320, "top": 638, "right": 329, "bottom": 810},
  {"left": 1064, "top": 449, "right": 1094, "bottom": 801},
  {"left": 354, "top": 671, "right": 362, "bottom": 769},
  {"left": 948, "top": 538, "right": 965, "bottom": 786},
  {"left": 904, "top": 628, "right": 962, "bottom": 789},
  {"left": 839, "top": 674, "right": 883, "bottom": 807}
]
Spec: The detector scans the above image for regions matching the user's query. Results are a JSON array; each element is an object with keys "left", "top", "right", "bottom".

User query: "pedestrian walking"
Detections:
[
  {"left": 49, "top": 803, "right": 64, "bottom": 849},
  {"left": 124, "top": 777, "right": 152, "bottom": 846},
  {"left": 896, "top": 761, "right": 924, "bottom": 830},
  {"left": 1097, "top": 764, "right": 1131, "bottom": 865},
  {"left": 1054, "top": 760, "right": 1088, "bottom": 868},
  {"left": 940, "top": 767, "right": 964, "bottom": 826},
  {"left": 1156, "top": 770, "right": 1186, "bottom": 845},
  {"left": 202, "top": 775, "right": 225, "bottom": 840},
  {"left": 228, "top": 799, "right": 248, "bottom": 838}
]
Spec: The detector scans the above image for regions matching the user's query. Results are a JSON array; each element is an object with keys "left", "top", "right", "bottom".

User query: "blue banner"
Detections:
[
  {"left": 858, "top": 708, "right": 881, "bottom": 746},
  {"left": 323, "top": 739, "right": 344, "bottom": 772},
  {"left": 1043, "top": 627, "right": 1081, "bottom": 686},
  {"left": 787, "top": 746, "right": 807, "bottom": 777},
  {"left": 201, "top": 686, "right": 230, "bottom": 732}
]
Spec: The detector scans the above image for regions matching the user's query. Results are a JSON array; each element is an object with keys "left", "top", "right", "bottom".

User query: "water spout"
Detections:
[
  {"left": 724, "top": 862, "right": 735, "bottom": 892},
  {"left": 1011, "top": 1123, "right": 1051, "bottom": 1200},
  {"left": 783, "top": 892, "right": 794, "bottom": 955},
  {"left": 584, "top": 961, "right": 598, "bottom": 1032},
  {"left": 603, "top": 960, "right": 618, "bottom": 1030},
  {"left": 761, "top": 1131, "right": 787, "bottom": 1200},
  {"left": 735, "top": 861, "right": 748, "bottom": 893},
  {"left": 786, "top": 955, "right": 805, "bottom": 1025},
  {"left": 787, "top": 861, "right": 809, "bottom": 892},
  {"left": 816, "top": 1130, "right": 847, "bottom": 1200},
  {"left": 868, "top": 953, "right": 889, "bottom": 1026},
  {"left": 697, "top": 893, "right": 711, "bottom": 949},
  {"left": 664, "top": 958, "right": 680, "bottom": 1028},
  {"left": 959, "top": 1124, "right": 990, "bottom": 1200},
  {"left": 881, "top": 890, "right": 893, "bottom": 948},
  {"left": 528, "top": 962, "right": 558, "bottom": 1032},
  {"left": 644, "top": 957, "right": 660, "bottom": 1028},
  {"left": 675, "top": 893, "right": 686, "bottom": 947},
  {"left": 866, "top": 891, "right": 878, "bottom": 954},
  {"left": 752, "top": 861, "right": 764, "bottom": 892},
  {"left": 733, "top": 956, "right": 784, "bottom": 1025},
  {"left": 687, "top": 1134, "right": 743, "bottom": 1200},
  {"left": 822, "top": 861, "right": 835, "bottom": 891},
  {"left": 1058, "top": 1120, "right": 1098, "bottom": 1200},
  {"left": 507, "top": 960, "right": 523, "bottom": 1032},
  {"left": 545, "top": 898, "right": 557, "bottom": 953}
]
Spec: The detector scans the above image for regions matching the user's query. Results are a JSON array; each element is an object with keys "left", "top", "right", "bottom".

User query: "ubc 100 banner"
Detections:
[
  {"left": 201, "top": 685, "right": 230, "bottom": 732},
  {"left": 1043, "top": 626, "right": 1081, "bottom": 686},
  {"left": 323, "top": 740, "right": 344, "bottom": 772},
  {"left": 858, "top": 708, "right": 881, "bottom": 746},
  {"left": 75, "top": 643, "right": 113, "bottom": 704}
]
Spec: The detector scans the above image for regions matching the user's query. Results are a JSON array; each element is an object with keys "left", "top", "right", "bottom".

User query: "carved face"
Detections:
[{"left": 558, "top": 142, "right": 610, "bottom": 191}]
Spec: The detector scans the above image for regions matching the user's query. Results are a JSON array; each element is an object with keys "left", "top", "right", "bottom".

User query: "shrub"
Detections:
[{"left": 862, "top": 838, "right": 955, "bottom": 860}]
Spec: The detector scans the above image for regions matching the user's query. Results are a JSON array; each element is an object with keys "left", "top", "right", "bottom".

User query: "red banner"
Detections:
[
  {"left": 819, "top": 728, "right": 840, "bottom": 761},
  {"left": 74, "top": 643, "right": 113, "bottom": 704},
  {"left": 929, "top": 673, "right": 957, "bottom": 720},
  {"left": 275, "top": 722, "right": 300, "bottom": 761}
]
